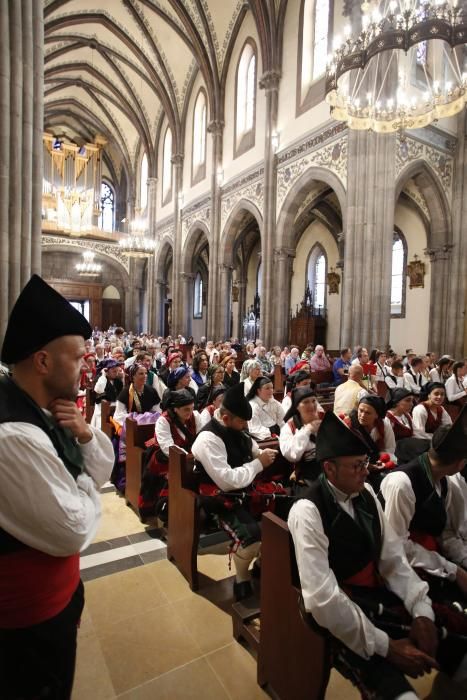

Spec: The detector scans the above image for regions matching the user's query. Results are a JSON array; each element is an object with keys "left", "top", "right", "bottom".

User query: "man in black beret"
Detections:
[
  {"left": 0, "top": 275, "right": 115, "bottom": 700},
  {"left": 192, "top": 382, "right": 277, "bottom": 601},
  {"left": 288, "top": 411, "right": 451, "bottom": 700}
]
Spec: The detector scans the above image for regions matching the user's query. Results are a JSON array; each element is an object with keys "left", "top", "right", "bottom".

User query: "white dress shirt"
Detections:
[
  {"left": 248, "top": 396, "right": 285, "bottom": 441},
  {"left": 445, "top": 374, "right": 466, "bottom": 403},
  {"left": 442, "top": 472, "right": 467, "bottom": 569},
  {"left": 403, "top": 370, "right": 427, "bottom": 395},
  {"left": 380, "top": 470, "right": 458, "bottom": 580},
  {"left": 369, "top": 417, "right": 396, "bottom": 459},
  {"left": 156, "top": 411, "right": 203, "bottom": 457},
  {"left": 0, "top": 421, "right": 114, "bottom": 556},
  {"left": 412, "top": 404, "right": 452, "bottom": 441},
  {"left": 288, "top": 482, "right": 434, "bottom": 660},
  {"left": 191, "top": 421, "right": 264, "bottom": 492},
  {"left": 279, "top": 420, "right": 317, "bottom": 463}
]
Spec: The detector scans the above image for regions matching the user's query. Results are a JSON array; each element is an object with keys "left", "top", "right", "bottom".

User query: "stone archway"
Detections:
[
  {"left": 181, "top": 222, "right": 210, "bottom": 338},
  {"left": 274, "top": 168, "right": 346, "bottom": 345},
  {"left": 395, "top": 159, "right": 453, "bottom": 354},
  {"left": 154, "top": 236, "right": 173, "bottom": 337},
  {"left": 218, "top": 200, "right": 263, "bottom": 341}
]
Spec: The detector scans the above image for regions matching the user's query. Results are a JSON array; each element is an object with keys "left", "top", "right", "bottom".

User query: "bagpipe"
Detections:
[
  {"left": 351, "top": 594, "right": 467, "bottom": 643},
  {"left": 198, "top": 479, "right": 289, "bottom": 516}
]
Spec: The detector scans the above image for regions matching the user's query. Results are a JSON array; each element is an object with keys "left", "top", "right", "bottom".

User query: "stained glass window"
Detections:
[
  {"left": 194, "top": 272, "right": 203, "bottom": 318},
  {"left": 302, "top": 0, "right": 330, "bottom": 88},
  {"left": 140, "top": 152, "right": 148, "bottom": 210},
  {"left": 307, "top": 246, "right": 326, "bottom": 312},
  {"left": 162, "top": 127, "right": 172, "bottom": 202},
  {"left": 391, "top": 234, "right": 406, "bottom": 315}
]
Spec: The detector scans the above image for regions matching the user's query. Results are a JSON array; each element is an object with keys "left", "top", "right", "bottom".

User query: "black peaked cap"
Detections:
[
  {"left": 432, "top": 405, "right": 467, "bottom": 461},
  {"left": 222, "top": 382, "right": 252, "bottom": 420},
  {"left": 316, "top": 411, "right": 369, "bottom": 462},
  {"left": 1, "top": 275, "right": 92, "bottom": 364}
]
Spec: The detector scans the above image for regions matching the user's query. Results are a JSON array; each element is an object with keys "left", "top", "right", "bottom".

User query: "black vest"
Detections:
[
  {"left": 302, "top": 474, "right": 382, "bottom": 583},
  {"left": 381, "top": 456, "right": 447, "bottom": 537},
  {"left": 0, "top": 376, "right": 84, "bottom": 554},
  {"left": 94, "top": 377, "right": 123, "bottom": 404},
  {"left": 195, "top": 418, "right": 253, "bottom": 483}
]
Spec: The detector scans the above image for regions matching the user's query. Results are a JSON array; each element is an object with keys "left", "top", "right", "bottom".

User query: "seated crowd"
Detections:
[{"left": 80, "top": 328, "right": 467, "bottom": 699}]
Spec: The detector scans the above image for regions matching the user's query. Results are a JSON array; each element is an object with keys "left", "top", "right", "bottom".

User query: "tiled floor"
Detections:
[{"left": 72, "top": 489, "right": 436, "bottom": 699}]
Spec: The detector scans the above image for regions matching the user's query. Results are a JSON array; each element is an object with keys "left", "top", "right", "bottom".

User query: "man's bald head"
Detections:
[{"left": 349, "top": 364, "right": 363, "bottom": 381}]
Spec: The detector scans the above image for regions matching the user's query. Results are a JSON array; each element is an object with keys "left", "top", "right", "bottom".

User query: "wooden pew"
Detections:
[
  {"left": 100, "top": 400, "right": 115, "bottom": 439},
  {"left": 273, "top": 363, "right": 285, "bottom": 401},
  {"left": 125, "top": 417, "right": 157, "bottom": 516},
  {"left": 167, "top": 445, "right": 201, "bottom": 590},
  {"left": 85, "top": 388, "right": 95, "bottom": 424},
  {"left": 309, "top": 369, "right": 334, "bottom": 386},
  {"left": 257, "top": 512, "right": 331, "bottom": 700}
]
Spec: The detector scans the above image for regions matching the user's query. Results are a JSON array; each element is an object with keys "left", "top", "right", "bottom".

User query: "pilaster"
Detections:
[
  {"left": 273, "top": 247, "right": 296, "bottom": 344},
  {"left": 207, "top": 119, "right": 224, "bottom": 339},
  {"left": 171, "top": 153, "right": 184, "bottom": 333}
]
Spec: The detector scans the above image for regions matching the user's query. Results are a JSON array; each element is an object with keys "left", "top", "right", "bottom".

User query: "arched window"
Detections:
[
  {"left": 99, "top": 182, "right": 115, "bottom": 232},
  {"left": 235, "top": 41, "right": 256, "bottom": 155},
  {"left": 391, "top": 231, "right": 407, "bottom": 317},
  {"left": 307, "top": 245, "right": 327, "bottom": 313},
  {"left": 298, "top": 0, "right": 331, "bottom": 112},
  {"left": 192, "top": 90, "right": 207, "bottom": 180},
  {"left": 193, "top": 272, "right": 203, "bottom": 318},
  {"left": 162, "top": 127, "right": 172, "bottom": 204},
  {"left": 140, "top": 152, "right": 148, "bottom": 210}
]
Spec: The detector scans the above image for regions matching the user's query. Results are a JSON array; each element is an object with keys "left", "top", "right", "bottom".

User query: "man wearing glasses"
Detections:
[{"left": 288, "top": 411, "right": 465, "bottom": 700}]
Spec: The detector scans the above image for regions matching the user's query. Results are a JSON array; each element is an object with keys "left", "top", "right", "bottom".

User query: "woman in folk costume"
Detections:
[
  {"left": 240, "top": 358, "right": 262, "bottom": 396},
  {"left": 279, "top": 387, "right": 322, "bottom": 496},
  {"left": 199, "top": 384, "right": 226, "bottom": 427},
  {"left": 386, "top": 388, "right": 430, "bottom": 463},
  {"left": 345, "top": 395, "right": 396, "bottom": 490},
  {"left": 112, "top": 363, "right": 160, "bottom": 427},
  {"left": 412, "top": 382, "right": 452, "bottom": 441},
  {"left": 139, "top": 388, "right": 203, "bottom": 522},
  {"left": 246, "top": 375, "right": 285, "bottom": 441},
  {"left": 90, "top": 359, "right": 123, "bottom": 429}
]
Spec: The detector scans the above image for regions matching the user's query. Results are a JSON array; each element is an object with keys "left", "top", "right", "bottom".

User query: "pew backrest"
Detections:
[
  {"left": 125, "top": 417, "right": 157, "bottom": 515},
  {"left": 101, "top": 400, "right": 115, "bottom": 438}
]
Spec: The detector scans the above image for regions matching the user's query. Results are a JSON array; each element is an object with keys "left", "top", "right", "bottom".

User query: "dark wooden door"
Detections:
[{"left": 101, "top": 299, "right": 122, "bottom": 330}]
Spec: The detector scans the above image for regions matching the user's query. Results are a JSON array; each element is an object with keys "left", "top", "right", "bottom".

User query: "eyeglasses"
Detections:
[{"left": 330, "top": 458, "right": 370, "bottom": 473}]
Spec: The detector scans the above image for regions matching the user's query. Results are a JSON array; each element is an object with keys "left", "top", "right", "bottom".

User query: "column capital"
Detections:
[
  {"left": 147, "top": 176, "right": 158, "bottom": 184},
  {"left": 207, "top": 119, "right": 225, "bottom": 135},
  {"left": 180, "top": 271, "right": 196, "bottom": 280},
  {"left": 424, "top": 244, "right": 454, "bottom": 261},
  {"left": 273, "top": 246, "right": 295, "bottom": 260},
  {"left": 155, "top": 277, "right": 166, "bottom": 286},
  {"left": 171, "top": 153, "right": 184, "bottom": 166},
  {"left": 219, "top": 262, "right": 234, "bottom": 272},
  {"left": 259, "top": 70, "right": 281, "bottom": 92}
]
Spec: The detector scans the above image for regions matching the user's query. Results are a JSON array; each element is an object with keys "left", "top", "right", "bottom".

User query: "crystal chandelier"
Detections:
[
  {"left": 75, "top": 250, "right": 102, "bottom": 276},
  {"left": 326, "top": 1, "right": 466, "bottom": 133},
  {"left": 119, "top": 219, "right": 157, "bottom": 257}
]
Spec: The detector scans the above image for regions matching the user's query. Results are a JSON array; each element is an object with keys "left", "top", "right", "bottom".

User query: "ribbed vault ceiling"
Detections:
[{"left": 43, "top": 0, "right": 252, "bottom": 183}]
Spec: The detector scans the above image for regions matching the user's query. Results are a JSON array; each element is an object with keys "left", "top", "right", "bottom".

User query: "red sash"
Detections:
[
  {"left": 343, "top": 561, "right": 382, "bottom": 588},
  {"left": 409, "top": 530, "right": 439, "bottom": 552}
]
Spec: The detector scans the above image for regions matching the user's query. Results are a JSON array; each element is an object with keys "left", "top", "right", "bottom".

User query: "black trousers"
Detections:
[{"left": 0, "top": 580, "right": 84, "bottom": 700}]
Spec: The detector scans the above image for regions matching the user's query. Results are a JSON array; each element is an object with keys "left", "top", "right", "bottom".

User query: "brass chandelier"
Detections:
[
  {"left": 119, "top": 219, "right": 157, "bottom": 258},
  {"left": 326, "top": 0, "right": 466, "bottom": 133},
  {"left": 75, "top": 250, "right": 102, "bottom": 276}
]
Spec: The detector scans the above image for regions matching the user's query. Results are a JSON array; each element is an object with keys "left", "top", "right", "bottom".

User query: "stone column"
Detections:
[
  {"left": 236, "top": 278, "right": 247, "bottom": 342},
  {"left": 180, "top": 272, "right": 195, "bottom": 338},
  {"left": 218, "top": 263, "right": 233, "bottom": 339},
  {"left": 207, "top": 119, "right": 224, "bottom": 339},
  {"left": 1, "top": 1, "right": 43, "bottom": 342},
  {"left": 425, "top": 245, "right": 454, "bottom": 356},
  {"left": 273, "top": 247, "right": 296, "bottom": 345},
  {"left": 145, "top": 176, "right": 158, "bottom": 333},
  {"left": 170, "top": 154, "right": 184, "bottom": 334},
  {"left": 154, "top": 277, "right": 166, "bottom": 337},
  {"left": 341, "top": 130, "right": 396, "bottom": 350},
  {"left": 445, "top": 113, "right": 467, "bottom": 357},
  {"left": 259, "top": 71, "right": 281, "bottom": 348}
]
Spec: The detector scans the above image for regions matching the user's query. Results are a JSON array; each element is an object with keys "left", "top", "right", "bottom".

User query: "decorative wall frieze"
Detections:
[
  {"left": 41, "top": 234, "right": 130, "bottom": 274},
  {"left": 181, "top": 200, "right": 211, "bottom": 249},
  {"left": 155, "top": 217, "right": 175, "bottom": 243},
  {"left": 396, "top": 134, "right": 454, "bottom": 202},
  {"left": 276, "top": 134, "right": 348, "bottom": 217},
  {"left": 409, "top": 125, "right": 457, "bottom": 155},
  {"left": 220, "top": 172, "right": 264, "bottom": 233},
  {"left": 276, "top": 122, "right": 346, "bottom": 167}
]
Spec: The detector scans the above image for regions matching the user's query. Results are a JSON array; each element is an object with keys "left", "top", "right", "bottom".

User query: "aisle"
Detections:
[{"left": 72, "top": 488, "right": 435, "bottom": 699}]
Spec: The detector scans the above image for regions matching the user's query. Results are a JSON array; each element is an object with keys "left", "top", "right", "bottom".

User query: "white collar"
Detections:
[{"left": 326, "top": 479, "right": 360, "bottom": 503}]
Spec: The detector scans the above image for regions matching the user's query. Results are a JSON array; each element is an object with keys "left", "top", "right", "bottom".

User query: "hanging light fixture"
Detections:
[
  {"left": 326, "top": 1, "right": 466, "bottom": 133},
  {"left": 119, "top": 218, "right": 157, "bottom": 257},
  {"left": 75, "top": 250, "right": 102, "bottom": 276}
]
